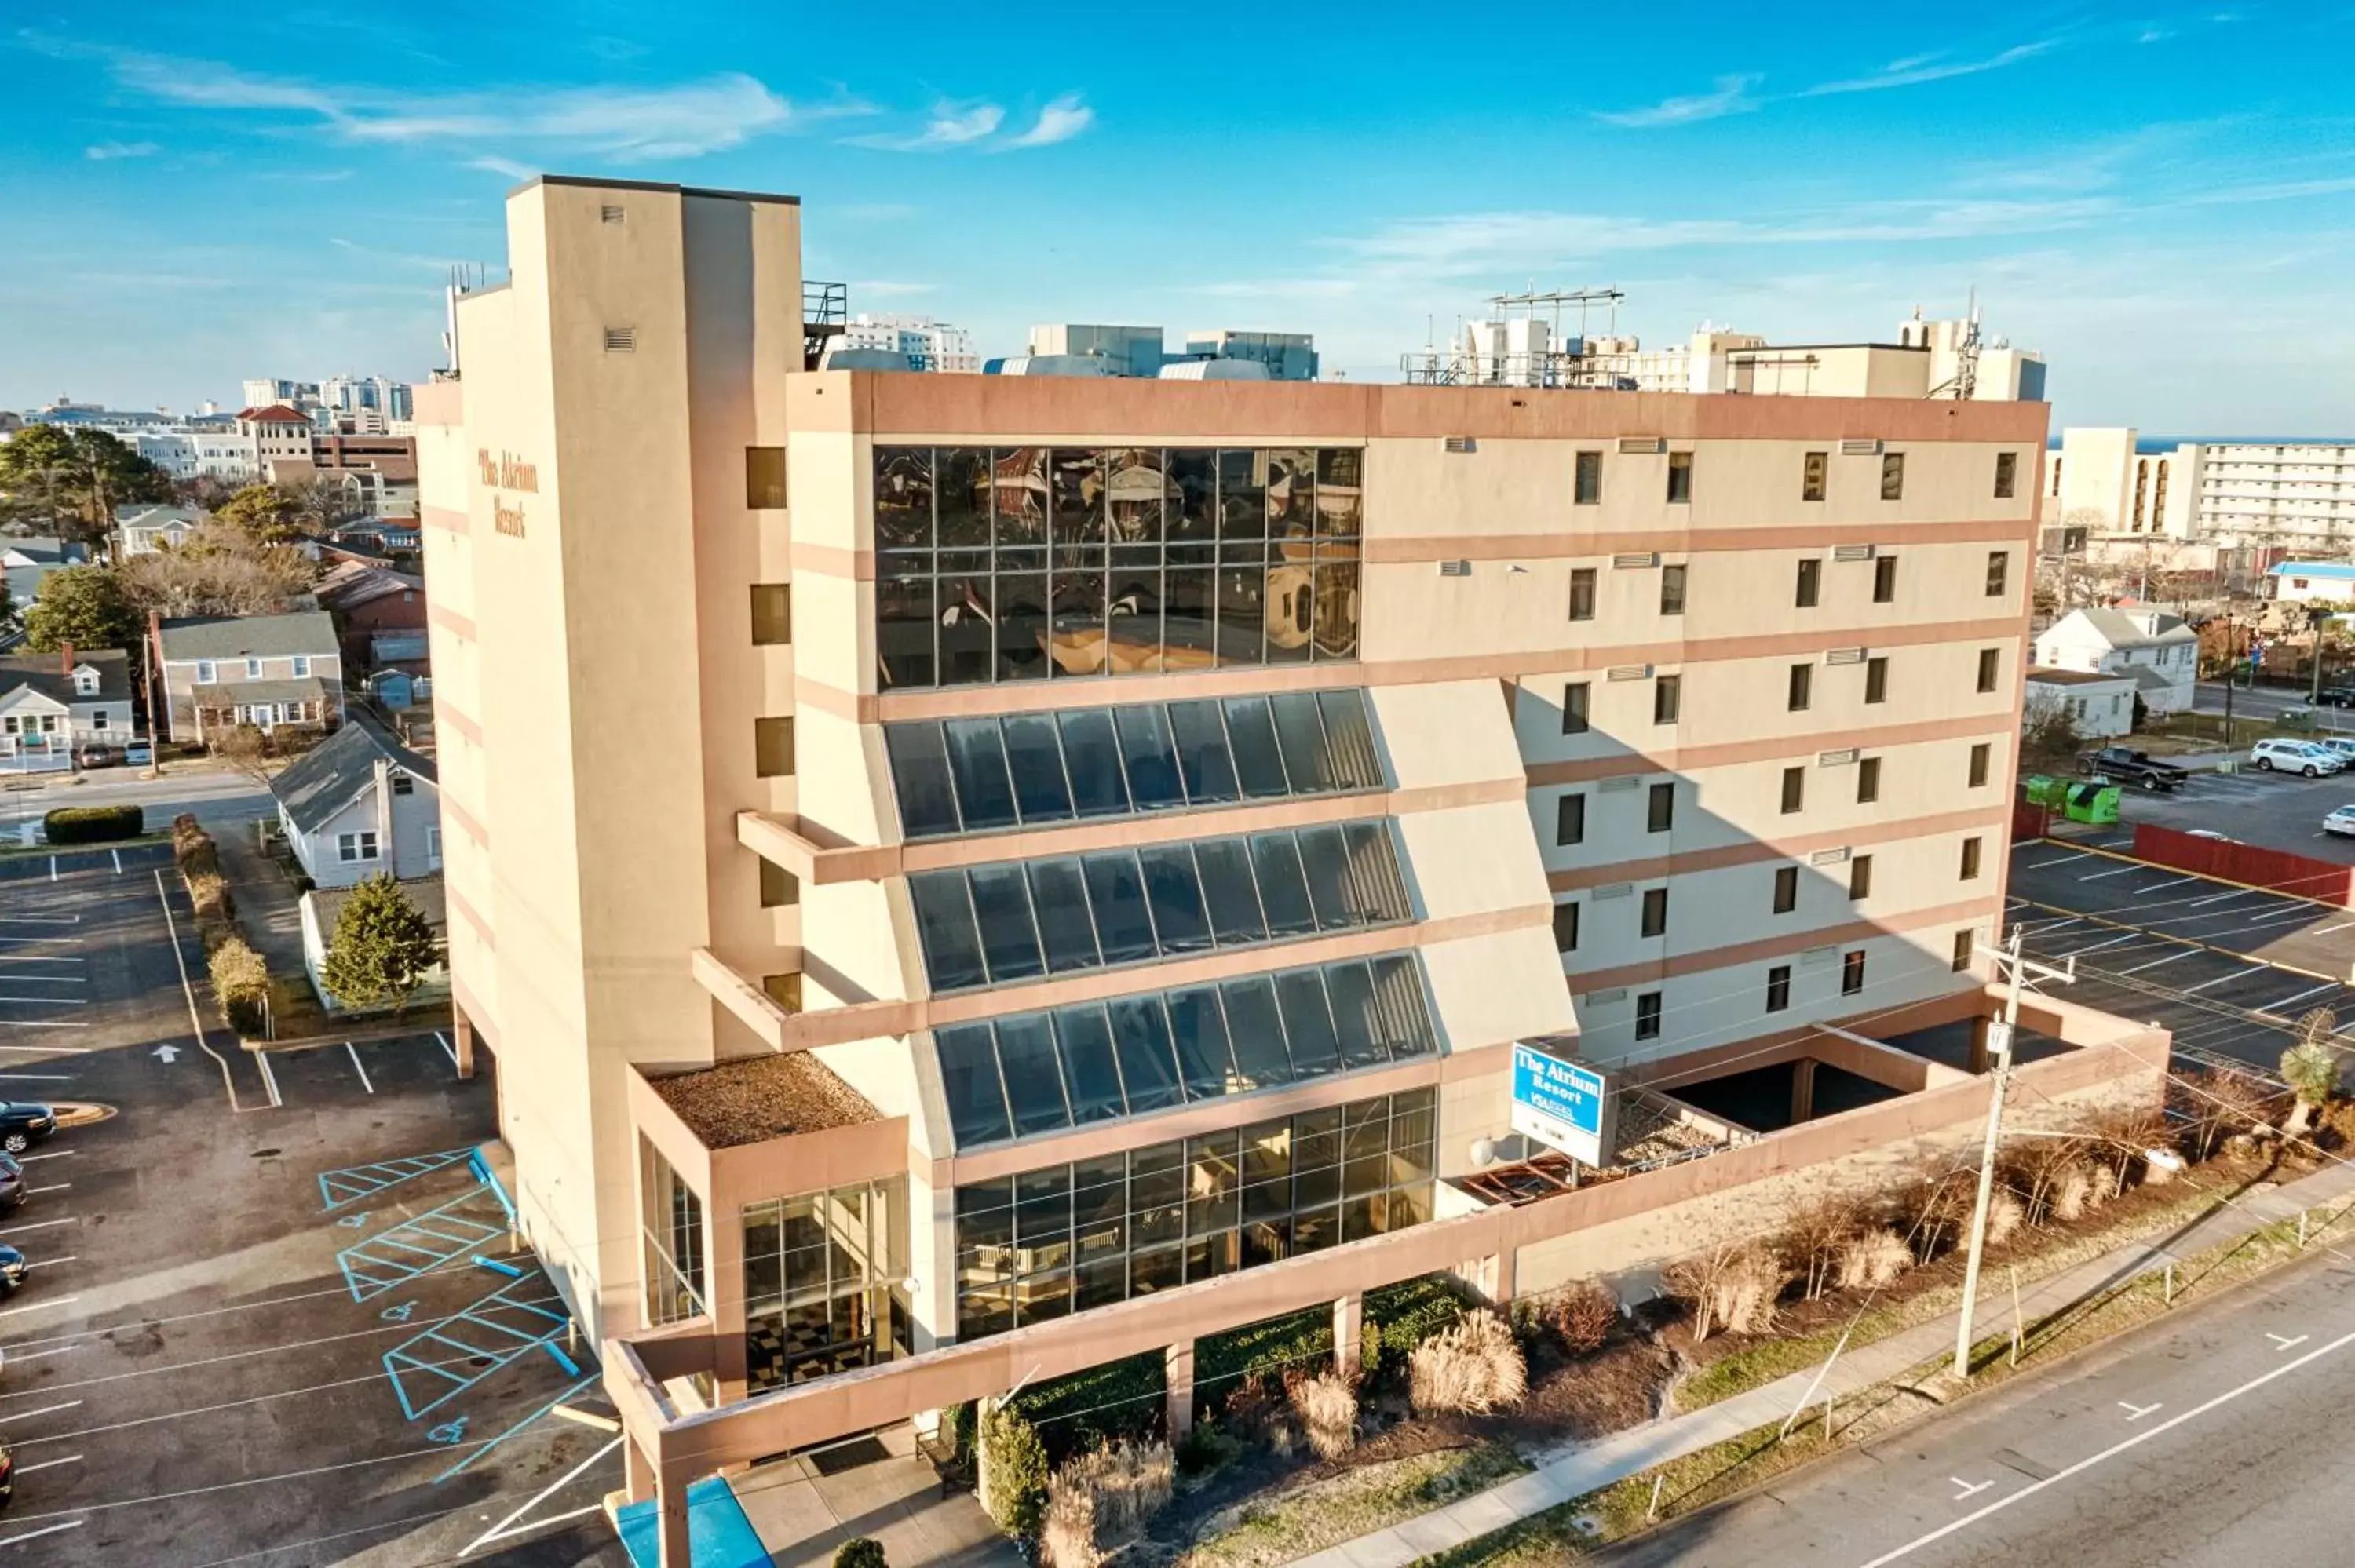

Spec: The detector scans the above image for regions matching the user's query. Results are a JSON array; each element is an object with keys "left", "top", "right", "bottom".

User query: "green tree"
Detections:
[
  {"left": 22, "top": 563, "right": 140, "bottom": 654},
  {"left": 0, "top": 425, "right": 173, "bottom": 545},
  {"left": 833, "top": 1541, "right": 887, "bottom": 1568},
  {"left": 319, "top": 873, "right": 441, "bottom": 1016},
  {"left": 980, "top": 1405, "right": 1049, "bottom": 1537},
  {"left": 214, "top": 484, "right": 305, "bottom": 544},
  {"left": 2281, "top": 1008, "right": 2340, "bottom": 1138}
]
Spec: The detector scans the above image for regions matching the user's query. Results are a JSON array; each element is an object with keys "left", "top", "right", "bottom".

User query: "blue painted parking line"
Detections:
[
  {"left": 544, "top": 1340, "right": 581, "bottom": 1377},
  {"left": 473, "top": 1254, "right": 525, "bottom": 1278},
  {"left": 432, "top": 1370, "right": 604, "bottom": 1482},
  {"left": 318, "top": 1148, "right": 479, "bottom": 1211},
  {"left": 382, "top": 1274, "right": 574, "bottom": 1420},
  {"left": 338, "top": 1185, "right": 514, "bottom": 1301}
]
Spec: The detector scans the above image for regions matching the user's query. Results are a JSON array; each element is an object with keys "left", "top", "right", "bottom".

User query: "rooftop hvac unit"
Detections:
[
  {"left": 1586, "top": 986, "right": 1630, "bottom": 1004},
  {"left": 1809, "top": 847, "right": 1852, "bottom": 866},
  {"left": 1839, "top": 438, "right": 1884, "bottom": 456},
  {"left": 1824, "top": 647, "right": 1868, "bottom": 665},
  {"left": 1606, "top": 664, "right": 1653, "bottom": 680},
  {"left": 1443, "top": 436, "right": 1477, "bottom": 454},
  {"left": 1618, "top": 437, "right": 1666, "bottom": 454},
  {"left": 1594, "top": 883, "right": 1634, "bottom": 899},
  {"left": 1817, "top": 748, "right": 1860, "bottom": 766},
  {"left": 1612, "top": 552, "right": 1660, "bottom": 569},
  {"left": 1801, "top": 945, "right": 1837, "bottom": 966},
  {"left": 1831, "top": 544, "right": 1877, "bottom": 561},
  {"left": 1437, "top": 559, "right": 1472, "bottom": 577}
]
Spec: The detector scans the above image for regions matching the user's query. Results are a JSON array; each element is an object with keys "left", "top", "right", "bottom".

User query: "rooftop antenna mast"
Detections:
[{"left": 1929, "top": 288, "right": 1982, "bottom": 401}]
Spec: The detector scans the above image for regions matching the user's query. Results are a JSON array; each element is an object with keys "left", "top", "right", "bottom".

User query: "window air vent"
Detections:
[
  {"left": 1612, "top": 552, "right": 1661, "bottom": 569},
  {"left": 1839, "top": 438, "right": 1884, "bottom": 456},
  {"left": 600, "top": 204, "right": 626, "bottom": 224},
  {"left": 1587, "top": 986, "right": 1630, "bottom": 1005},
  {"left": 1593, "top": 883, "right": 1634, "bottom": 899},
  {"left": 1437, "top": 559, "right": 1473, "bottom": 578},
  {"left": 1831, "top": 543, "right": 1877, "bottom": 562},
  {"left": 1818, "top": 747, "right": 1860, "bottom": 767},
  {"left": 1443, "top": 436, "right": 1477, "bottom": 454},
  {"left": 1606, "top": 663, "right": 1652, "bottom": 681},
  {"left": 1801, "top": 945, "right": 1837, "bottom": 967},
  {"left": 1598, "top": 775, "right": 1642, "bottom": 793},
  {"left": 603, "top": 326, "right": 637, "bottom": 353},
  {"left": 1824, "top": 647, "right": 1867, "bottom": 666},
  {"left": 1809, "top": 847, "right": 1852, "bottom": 866},
  {"left": 1618, "top": 437, "right": 1665, "bottom": 455}
]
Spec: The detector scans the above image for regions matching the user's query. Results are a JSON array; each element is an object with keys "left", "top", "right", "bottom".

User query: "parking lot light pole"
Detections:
[{"left": 1955, "top": 929, "right": 2077, "bottom": 1380}]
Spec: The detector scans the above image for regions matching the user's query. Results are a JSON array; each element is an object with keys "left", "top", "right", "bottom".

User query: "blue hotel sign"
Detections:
[{"left": 1509, "top": 1045, "right": 1610, "bottom": 1165}]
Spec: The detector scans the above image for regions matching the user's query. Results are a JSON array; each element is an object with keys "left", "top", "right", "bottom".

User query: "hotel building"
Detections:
[{"left": 416, "top": 177, "right": 2166, "bottom": 1560}]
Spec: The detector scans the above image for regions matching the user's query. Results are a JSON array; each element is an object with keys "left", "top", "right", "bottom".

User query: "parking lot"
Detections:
[
  {"left": 2100, "top": 757, "right": 2355, "bottom": 866},
  {"left": 0, "top": 849, "right": 626, "bottom": 1565},
  {"left": 2008, "top": 837, "right": 2355, "bottom": 1078}
]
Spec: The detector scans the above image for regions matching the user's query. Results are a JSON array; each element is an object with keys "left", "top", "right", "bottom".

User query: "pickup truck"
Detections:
[{"left": 2076, "top": 746, "right": 2189, "bottom": 791}]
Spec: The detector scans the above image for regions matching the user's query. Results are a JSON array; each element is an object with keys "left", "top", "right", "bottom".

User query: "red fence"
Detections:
[
  {"left": 2132, "top": 822, "right": 2354, "bottom": 908},
  {"left": 2012, "top": 802, "right": 2053, "bottom": 841}
]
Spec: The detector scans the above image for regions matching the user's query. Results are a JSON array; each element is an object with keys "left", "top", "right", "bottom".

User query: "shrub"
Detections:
[
  {"left": 1047, "top": 1440, "right": 1173, "bottom": 1552},
  {"left": 1893, "top": 1172, "right": 1974, "bottom": 1261},
  {"left": 834, "top": 1541, "right": 887, "bottom": 1568},
  {"left": 1408, "top": 1310, "right": 1526, "bottom": 1415},
  {"left": 1532, "top": 1283, "right": 1618, "bottom": 1356},
  {"left": 1174, "top": 1420, "right": 1243, "bottom": 1475},
  {"left": 1366, "top": 1274, "right": 1470, "bottom": 1357},
  {"left": 1778, "top": 1191, "right": 1868, "bottom": 1300},
  {"left": 1833, "top": 1228, "right": 1911, "bottom": 1291},
  {"left": 186, "top": 870, "right": 233, "bottom": 924},
  {"left": 1006, "top": 1353, "right": 1165, "bottom": 1462},
  {"left": 2050, "top": 1161, "right": 2097, "bottom": 1222},
  {"left": 1040, "top": 1485, "right": 1097, "bottom": 1568},
  {"left": 1664, "top": 1242, "right": 1787, "bottom": 1342},
  {"left": 980, "top": 1406, "right": 1050, "bottom": 1537},
  {"left": 1288, "top": 1370, "right": 1358, "bottom": 1460},
  {"left": 43, "top": 804, "right": 143, "bottom": 844},
  {"left": 1985, "top": 1188, "right": 2025, "bottom": 1246},
  {"left": 207, "top": 936, "right": 269, "bottom": 1034}
]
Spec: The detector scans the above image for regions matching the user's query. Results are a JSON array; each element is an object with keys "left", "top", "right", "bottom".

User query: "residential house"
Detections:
[
  {"left": 0, "top": 648, "right": 135, "bottom": 773},
  {"left": 299, "top": 876, "right": 449, "bottom": 1012},
  {"left": 2032, "top": 606, "right": 2199, "bottom": 717},
  {"left": 150, "top": 609, "right": 343, "bottom": 743},
  {"left": 268, "top": 713, "right": 440, "bottom": 888},
  {"left": 2, "top": 535, "right": 88, "bottom": 612},
  {"left": 314, "top": 560, "right": 427, "bottom": 673},
  {"left": 2025, "top": 667, "right": 2137, "bottom": 741},
  {"left": 114, "top": 504, "right": 208, "bottom": 558},
  {"left": 2266, "top": 561, "right": 2355, "bottom": 607}
]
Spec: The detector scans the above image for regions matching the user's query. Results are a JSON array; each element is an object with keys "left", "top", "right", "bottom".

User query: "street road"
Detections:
[
  {"left": 1597, "top": 1241, "right": 2355, "bottom": 1567},
  {"left": 2192, "top": 679, "right": 2355, "bottom": 727},
  {"left": 0, "top": 766, "right": 269, "bottom": 838}
]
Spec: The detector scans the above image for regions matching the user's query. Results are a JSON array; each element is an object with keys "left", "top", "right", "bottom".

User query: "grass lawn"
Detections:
[{"left": 1183, "top": 1442, "right": 1528, "bottom": 1568}]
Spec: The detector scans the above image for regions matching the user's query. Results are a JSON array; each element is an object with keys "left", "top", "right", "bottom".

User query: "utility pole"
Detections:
[
  {"left": 2310, "top": 605, "right": 2331, "bottom": 706},
  {"left": 1954, "top": 929, "right": 2076, "bottom": 1379},
  {"left": 2222, "top": 615, "right": 2237, "bottom": 749}
]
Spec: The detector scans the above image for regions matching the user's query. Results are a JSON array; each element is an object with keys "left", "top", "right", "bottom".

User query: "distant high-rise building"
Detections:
[{"left": 834, "top": 315, "right": 980, "bottom": 374}]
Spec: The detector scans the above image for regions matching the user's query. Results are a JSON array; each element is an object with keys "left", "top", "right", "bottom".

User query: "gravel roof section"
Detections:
[{"left": 650, "top": 1052, "right": 878, "bottom": 1149}]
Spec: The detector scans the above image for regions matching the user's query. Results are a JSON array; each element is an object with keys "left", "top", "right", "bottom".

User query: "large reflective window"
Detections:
[
  {"left": 951, "top": 1089, "right": 1436, "bottom": 1336},
  {"left": 872, "top": 445, "right": 1364, "bottom": 687},
  {"left": 926, "top": 953, "right": 1438, "bottom": 1150},
  {"left": 908, "top": 820, "right": 1411, "bottom": 994},
  {"left": 888, "top": 691, "right": 1385, "bottom": 840}
]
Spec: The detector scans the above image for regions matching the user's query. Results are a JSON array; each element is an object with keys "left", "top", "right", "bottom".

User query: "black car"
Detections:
[
  {"left": 0, "top": 1103, "right": 54, "bottom": 1156},
  {"left": 0, "top": 1155, "right": 21, "bottom": 1212},
  {"left": 0, "top": 1242, "right": 24, "bottom": 1297},
  {"left": 2318, "top": 687, "right": 2355, "bottom": 709}
]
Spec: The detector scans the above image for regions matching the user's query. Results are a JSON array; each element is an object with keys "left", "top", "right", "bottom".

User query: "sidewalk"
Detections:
[
  {"left": 211, "top": 815, "right": 309, "bottom": 980},
  {"left": 1296, "top": 1157, "right": 2355, "bottom": 1568}
]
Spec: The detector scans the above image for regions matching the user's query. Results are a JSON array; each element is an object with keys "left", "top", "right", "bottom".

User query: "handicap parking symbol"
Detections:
[
  {"left": 428, "top": 1416, "right": 469, "bottom": 1445},
  {"left": 338, "top": 1212, "right": 370, "bottom": 1229},
  {"left": 379, "top": 1301, "right": 416, "bottom": 1322}
]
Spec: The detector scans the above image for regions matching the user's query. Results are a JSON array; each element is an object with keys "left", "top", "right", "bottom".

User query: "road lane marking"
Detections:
[
  {"left": 0, "top": 1520, "right": 86, "bottom": 1550},
  {"left": 2317, "top": 920, "right": 2355, "bottom": 935},
  {"left": 1950, "top": 1478, "right": 1994, "bottom": 1501},
  {"left": 2181, "top": 968, "right": 2260, "bottom": 994},
  {"left": 2119, "top": 948, "right": 2196, "bottom": 975},
  {"left": 152, "top": 868, "right": 243, "bottom": 1114},
  {"left": 24, "top": 1184, "right": 67, "bottom": 1194},
  {"left": 17, "top": 1150, "right": 75, "bottom": 1161},
  {"left": 0, "top": 1022, "right": 83, "bottom": 1030},
  {"left": 2269, "top": 1333, "right": 2309, "bottom": 1350},
  {"left": 12, "top": 1454, "right": 82, "bottom": 1475},
  {"left": 2064, "top": 933, "right": 2143, "bottom": 957},
  {"left": 0, "top": 1295, "right": 76, "bottom": 1316},
  {"left": 0, "top": 917, "right": 76, "bottom": 926},
  {"left": 257, "top": 1049, "right": 283, "bottom": 1108},
  {"left": 2262, "top": 983, "right": 2342, "bottom": 1012},
  {"left": 2137, "top": 875, "right": 2205, "bottom": 892},
  {"left": 2030, "top": 853, "right": 2089, "bottom": 869},
  {"left": 2118, "top": 1399, "right": 2162, "bottom": 1420},
  {"left": 1856, "top": 1325, "right": 2355, "bottom": 1565},
  {"left": 0, "top": 1400, "right": 82, "bottom": 1423},
  {"left": 345, "top": 1042, "right": 375, "bottom": 1095},
  {"left": 2079, "top": 864, "right": 2139, "bottom": 881},
  {"left": 458, "top": 1432, "right": 623, "bottom": 1556},
  {"left": 0, "top": 1217, "right": 75, "bottom": 1236},
  {"left": 436, "top": 1030, "right": 458, "bottom": 1067},
  {"left": 0, "top": 1075, "right": 75, "bottom": 1083}
]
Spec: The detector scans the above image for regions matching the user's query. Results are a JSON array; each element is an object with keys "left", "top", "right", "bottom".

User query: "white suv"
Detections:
[{"left": 2251, "top": 738, "right": 2346, "bottom": 776}]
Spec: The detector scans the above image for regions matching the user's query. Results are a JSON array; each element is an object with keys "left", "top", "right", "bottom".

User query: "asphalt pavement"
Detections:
[{"left": 1594, "top": 1232, "right": 2355, "bottom": 1567}]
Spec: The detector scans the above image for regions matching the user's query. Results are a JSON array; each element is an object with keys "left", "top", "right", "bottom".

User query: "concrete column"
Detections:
[
  {"left": 1333, "top": 1293, "right": 1363, "bottom": 1377},
  {"left": 1164, "top": 1340, "right": 1196, "bottom": 1438},
  {"left": 624, "top": 1435, "right": 655, "bottom": 1505},
  {"left": 1968, "top": 1016, "right": 1992, "bottom": 1075},
  {"left": 1790, "top": 1058, "right": 1818, "bottom": 1125},
  {"left": 454, "top": 1012, "right": 476, "bottom": 1080},
  {"left": 655, "top": 1461, "right": 692, "bottom": 1568},
  {"left": 1491, "top": 1247, "right": 1518, "bottom": 1306}
]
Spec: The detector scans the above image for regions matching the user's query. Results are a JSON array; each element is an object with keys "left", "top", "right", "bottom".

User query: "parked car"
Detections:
[
  {"left": 2251, "top": 738, "right": 2346, "bottom": 777},
  {"left": 0, "top": 1155, "right": 22, "bottom": 1212},
  {"left": 2076, "top": 746, "right": 2189, "bottom": 792},
  {"left": 123, "top": 742, "right": 152, "bottom": 766},
  {"left": 2189, "top": 829, "right": 2240, "bottom": 843},
  {"left": 0, "top": 1104, "right": 55, "bottom": 1157},
  {"left": 74, "top": 743, "right": 122, "bottom": 769},
  {"left": 2320, "top": 738, "right": 2355, "bottom": 766},
  {"left": 2327, "top": 806, "right": 2355, "bottom": 838},
  {"left": 0, "top": 1242, "right": 24, "bottom": 1297},
  {"left": 2317, "top": 687, "right": 2355, "bottom": 709}
]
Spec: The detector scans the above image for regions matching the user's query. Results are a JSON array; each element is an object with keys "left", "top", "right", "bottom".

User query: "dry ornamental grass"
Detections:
[{"left": 1410, "top": 1311, "right": 1527, "bottom": 1415}]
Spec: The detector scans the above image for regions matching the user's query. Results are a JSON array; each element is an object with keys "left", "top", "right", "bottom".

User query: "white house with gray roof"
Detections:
[
  {"left": 268, "top": 713, "right": 440, "bottom": 887},
  {"left": 0, "top": 649, "right": 134, "bottom": 772},
  {"left": 150, "top": 609, "right": 344, "bottom": 743},
  {"left": 2033, "top": 606, "right": 2199, "bottom": 717},
  {"left": 112, "top": 504, "right": 208, "bottom": 558}
]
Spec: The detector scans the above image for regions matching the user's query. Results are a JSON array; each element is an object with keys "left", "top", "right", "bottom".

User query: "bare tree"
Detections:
[{"left": 117, "top": 521, "right": 316, "bottom": 618}]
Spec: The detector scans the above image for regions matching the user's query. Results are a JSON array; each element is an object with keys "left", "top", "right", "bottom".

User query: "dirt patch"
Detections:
[{"left": 1499, "top": 1339, "right": 1674, "bottom": 1449}]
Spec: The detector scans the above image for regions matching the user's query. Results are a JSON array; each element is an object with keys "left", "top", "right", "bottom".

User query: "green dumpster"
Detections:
[{"left": 2061, "top": 782, "right": 2122, "bottom": 825}]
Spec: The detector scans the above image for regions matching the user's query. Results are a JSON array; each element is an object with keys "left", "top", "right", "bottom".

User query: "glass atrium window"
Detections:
[
  {"left": 907, "top": 819, "right": 1413, "bottom": 994},
  {"left": 874, "top": 445, "right": 1363, "bottom": 689},
  {"left": 951, "top": 1088, "right": 1436, "bottom": 1336},
  {"left": 930, "top": 952, "right": 1440, "bottom": 1150},
  {"left": 739, "top": 1178, "right": 909, "bottom": 1391},
  {"left": 886, "top": 690, "right": 1384, "bottom": 840}
]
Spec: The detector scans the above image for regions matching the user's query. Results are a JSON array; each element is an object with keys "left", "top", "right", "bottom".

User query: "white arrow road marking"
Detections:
[
  {"left": 152, "top": 1043, "right": 179, "bottom": 1063},
  {"left": 2119, "top": 1400, "right": 2163, "bottom": 1421},
  {"left": 1951, "top": 1478, "right": 1995, "bottom": 1501},
  {"left": 2269, "top": 1333, "right": 2310, "bottom": 1351}
]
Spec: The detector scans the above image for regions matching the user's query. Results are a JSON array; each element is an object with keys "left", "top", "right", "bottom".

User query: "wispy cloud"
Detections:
[
  {"left": 1188, "top": 278, "right": 1360, "bottom": 299},
  {"left": 330, "top": 236, "right": 471, "bottom": 272},
  {"left": 1804, "top": 40, "right": 2057, "bottom": 96},
  {"left": 85, "top": 140, "right": 161, "bottom": 160},
  {"left": 851, "top": 279, "right": 935, "bottom": 297},
  {"left": 998, "top": 94, "right": 1095, "bottom": 150},
  {"left": 847, "top": 102, "right": 1004, "bottom": 151},
  {"left": 468, "top": 155, "right": 535, "bottom": 181},
  {"left": 1594, "top": 75, "right": 1762, "bottom": 129},
  {"left": 61, "top": 40, "right": 825, "bottom": 162}
]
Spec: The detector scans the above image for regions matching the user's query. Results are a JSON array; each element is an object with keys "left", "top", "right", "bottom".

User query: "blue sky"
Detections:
[{"left": 5, "top": 2, "right": 2351, "bottom": 432}]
